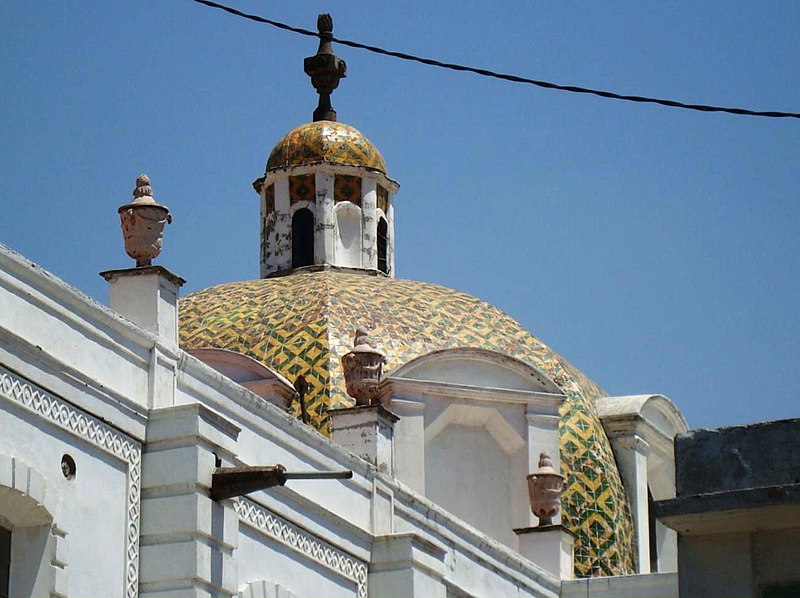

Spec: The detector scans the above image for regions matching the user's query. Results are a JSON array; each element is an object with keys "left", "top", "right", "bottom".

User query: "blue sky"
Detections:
[{"left": 2, "top": 2, "right": 798, "bottom": 430}]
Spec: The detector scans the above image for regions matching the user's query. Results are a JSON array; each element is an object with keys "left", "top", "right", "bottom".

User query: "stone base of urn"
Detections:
[{"left": 513, "top": 525, "right": 575, "bottom": 580}]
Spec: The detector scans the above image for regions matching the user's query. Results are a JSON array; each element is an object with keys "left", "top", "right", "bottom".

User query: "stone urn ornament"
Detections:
[
  {"left": 340, "top": 327, "right": 387, "bottom": 406},
  {"left": 118, "top": 174, "right": 172, "bottom": 267},
  {"left": 527, "top": 452, "right": 567, "bottom": 526}
]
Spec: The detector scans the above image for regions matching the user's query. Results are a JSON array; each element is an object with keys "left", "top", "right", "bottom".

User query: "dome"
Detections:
[
  {"left": 266, "top": 121, "right": 387, "bottom": 173},
  {"left": 179, "top": 269, "right": 637, "bottom": 577}
]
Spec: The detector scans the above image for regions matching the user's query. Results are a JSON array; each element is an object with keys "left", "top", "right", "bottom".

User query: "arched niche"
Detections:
[
  {"left": 383, "top": 348, "right": 566, "bottom": 545},
  {"left": 334, "top": 203, "right": 362, "bottom": 268}
]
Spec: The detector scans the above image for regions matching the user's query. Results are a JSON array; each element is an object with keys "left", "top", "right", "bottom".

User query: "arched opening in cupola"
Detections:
[
  {"left": 292, "top": 208, "right": 315, "bottom": 268},
  {"left": 377, "top": 217, "right": 388, "bottom": 274}
]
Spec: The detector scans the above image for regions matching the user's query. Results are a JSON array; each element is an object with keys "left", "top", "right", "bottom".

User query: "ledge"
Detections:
[
  {"left": 654, "top": 483, "right": 800, "bottom": 535},
  {"left": 100, "top": 265, "right": 186, "bottom": 287}
]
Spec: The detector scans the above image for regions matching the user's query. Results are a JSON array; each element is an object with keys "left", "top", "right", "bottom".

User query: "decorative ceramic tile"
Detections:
[
  {"left": 289, "top": 175, "right": 315, "bottom": 205},
  {"left": 334, "top": 175, "right": 361, "bottom": 206},
  {"left": 376, "top": 185, "right": 388, "bottom": 215},
  {"left": 179, "top": 270, "right": 637, "bottom": 577},
  {"left": 266, "top": 121, "right": 387, "bottom": 173}
]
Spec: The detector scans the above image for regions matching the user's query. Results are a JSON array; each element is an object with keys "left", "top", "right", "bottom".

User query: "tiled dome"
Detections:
[
  {"left": 266, "top": 121, "right": 387, "bottom": 173},
  {"left": 179, "top": 269, "right": 637, "bottom": 577}
]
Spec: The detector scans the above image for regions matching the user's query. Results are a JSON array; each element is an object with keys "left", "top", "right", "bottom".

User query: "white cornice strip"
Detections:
[{"left": 386, "top": 376, "right": 565, "bottom": 407}]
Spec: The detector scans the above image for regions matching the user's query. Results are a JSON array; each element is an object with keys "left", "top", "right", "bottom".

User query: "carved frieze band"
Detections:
[
  {"left": 0, "top": 367, "right": 142, "bottom": 598},
  {"left": 235, "top": 498, "right": 368, "bottom": 598}
]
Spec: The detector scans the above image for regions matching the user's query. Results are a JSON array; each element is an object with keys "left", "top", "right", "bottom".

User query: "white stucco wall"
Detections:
[
  {"left": 0, "top": 367, "right": 139, "bottom": 598},
  {"left": 425, "top": 424, "right": 527, "bottom": 548},
  {"left": 237, "top": 524, "right": 362, "bottom": 598}
]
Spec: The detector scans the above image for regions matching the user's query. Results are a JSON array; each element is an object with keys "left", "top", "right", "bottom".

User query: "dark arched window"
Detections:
[
  {"left": 377, "top": 217, "right": 388, "bottom": 274},
  {"left": 292, "top": 208, "right": 314, "bottom": 268}
]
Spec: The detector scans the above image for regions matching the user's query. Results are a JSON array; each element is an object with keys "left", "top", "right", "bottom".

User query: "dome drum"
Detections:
[{"left": 256, "top": 122, "right": 398, "bottom": 279}]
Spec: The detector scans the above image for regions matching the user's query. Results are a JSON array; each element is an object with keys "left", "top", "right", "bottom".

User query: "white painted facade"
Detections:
[{"left": 3, "top": 203, "right": 795, "bottom": 597}]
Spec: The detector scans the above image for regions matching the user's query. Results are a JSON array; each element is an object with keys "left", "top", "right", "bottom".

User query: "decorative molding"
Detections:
[
  {"left": 235, "top": 498, "right": 368, "bottom": 598},
  {"left": 0, "top": 367, "right": 141, "bottom": 598},
  {"left": 385, "top": 376, "right": 565, "bottom": 410}
]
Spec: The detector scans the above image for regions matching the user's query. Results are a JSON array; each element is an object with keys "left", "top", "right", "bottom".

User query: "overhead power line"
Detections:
[{"left": 190, "top": 0, "right": 800, "bottom": 121}]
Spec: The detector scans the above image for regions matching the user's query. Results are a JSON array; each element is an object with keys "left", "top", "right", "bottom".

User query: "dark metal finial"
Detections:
[{"left": 304, "top": 13, "right": 347, "bottom": 122}]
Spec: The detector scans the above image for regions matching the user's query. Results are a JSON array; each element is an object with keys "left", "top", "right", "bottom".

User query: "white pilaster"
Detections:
[
  {"left": 101, "top": 266, "right": 185, "bottom": 345},
  {"left": 101, "top": 266, "right": 185, "bottom": 409},
  {"left": 315, "top": 172, "right": 335, "bottom": 265},
  {"left": 273, "top": 177, "right": 291, "bottom": 273},
  {"left": 613, "top": 434, "right": 651, "bottom": 573},
  {"left": 259, "top": 191, "right": 267, "bottom": 278},
  {"left": 361, "top": 177, "right": 378, "bottom": 270},
  {"left": 369, "top": 533, "right": 447, "bottom": 598},
  {"left": 329, "top": 405, "right": 398, "bottom": 475},
  {"left": 515, "top": 525, "right": 575, "bottom": 580},
  {"left": 387, "top": 194, "right": 396, "bottom": 277},
  {"left": 389, "top": 398, "right": 426, "bottom": 493},
  {"left": 140, "top": 404, "right": 241, "bottom": 597}
]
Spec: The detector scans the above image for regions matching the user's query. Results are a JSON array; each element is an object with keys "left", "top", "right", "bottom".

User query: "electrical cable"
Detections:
[{"left": 190, "top": 0, "right": 800, "bottom": 120}]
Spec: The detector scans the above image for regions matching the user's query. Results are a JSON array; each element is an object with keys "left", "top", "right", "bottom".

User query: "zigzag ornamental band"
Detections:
[{"left": 235, "top": 498, "right": 368, "bottom": 598}]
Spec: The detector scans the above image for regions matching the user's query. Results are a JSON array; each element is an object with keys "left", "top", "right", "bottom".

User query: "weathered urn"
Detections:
[
  {"left": 340, "top": 327, "right": 387, "bottom": 406},
  {"left": 118, "top": 174, "right": 172, "bottom": 267},
  {"left": 527, "top": 452, "right": 567, "bottom": 526}
]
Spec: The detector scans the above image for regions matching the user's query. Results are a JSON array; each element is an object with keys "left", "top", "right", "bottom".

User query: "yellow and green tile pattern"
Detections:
[
  {"left": 179, "top": 270, "right": 636, "bottom": 577},
  {"left": 266, "top": 121, "right": 387, "bottom": 173}
]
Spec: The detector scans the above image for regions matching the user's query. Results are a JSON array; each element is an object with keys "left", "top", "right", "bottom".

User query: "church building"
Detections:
[{"left": 1, "top": 14, "right": 797, "bottom": 598}]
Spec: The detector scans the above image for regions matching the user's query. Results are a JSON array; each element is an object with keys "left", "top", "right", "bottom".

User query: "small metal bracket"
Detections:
[{"left": 210, "top": 464, "right": 352, "bottom": 501}]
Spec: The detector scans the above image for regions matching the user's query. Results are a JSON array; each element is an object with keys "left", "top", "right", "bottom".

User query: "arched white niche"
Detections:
[{"left": 381, "top": 348, "right": 567, "bottom": 549}]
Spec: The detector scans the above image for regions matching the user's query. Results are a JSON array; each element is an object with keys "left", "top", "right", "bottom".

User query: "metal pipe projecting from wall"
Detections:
[{"left": 210, "top": 464, "right": 353, "bottom": 501}]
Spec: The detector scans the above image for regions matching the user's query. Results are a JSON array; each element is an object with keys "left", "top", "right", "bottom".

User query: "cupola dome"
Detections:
[{"left": 265, "top": 121, "right": 387, "bottom": 174}]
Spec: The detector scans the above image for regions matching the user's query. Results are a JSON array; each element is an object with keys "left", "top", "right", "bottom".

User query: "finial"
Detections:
[
  {"left": 341, "top": 326, "right": 387, "bottom": 406},
  {"left": 118, "top": 173, "right": 172, "bottom": 267},
  {"left": 526, "top": 451, "right": 567, "bottom": 526},
  {"left": 132, "top": 174, "right": 155, "bottom": 204},
  {"left": 538, "top": 452, "right": 557, "bottom": 472},
  {"left": 304, "top": 13, "right": 347, "bottom": 122},
  {"left": 353, "top": 327, "right": 378, "bottom": 350}
]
